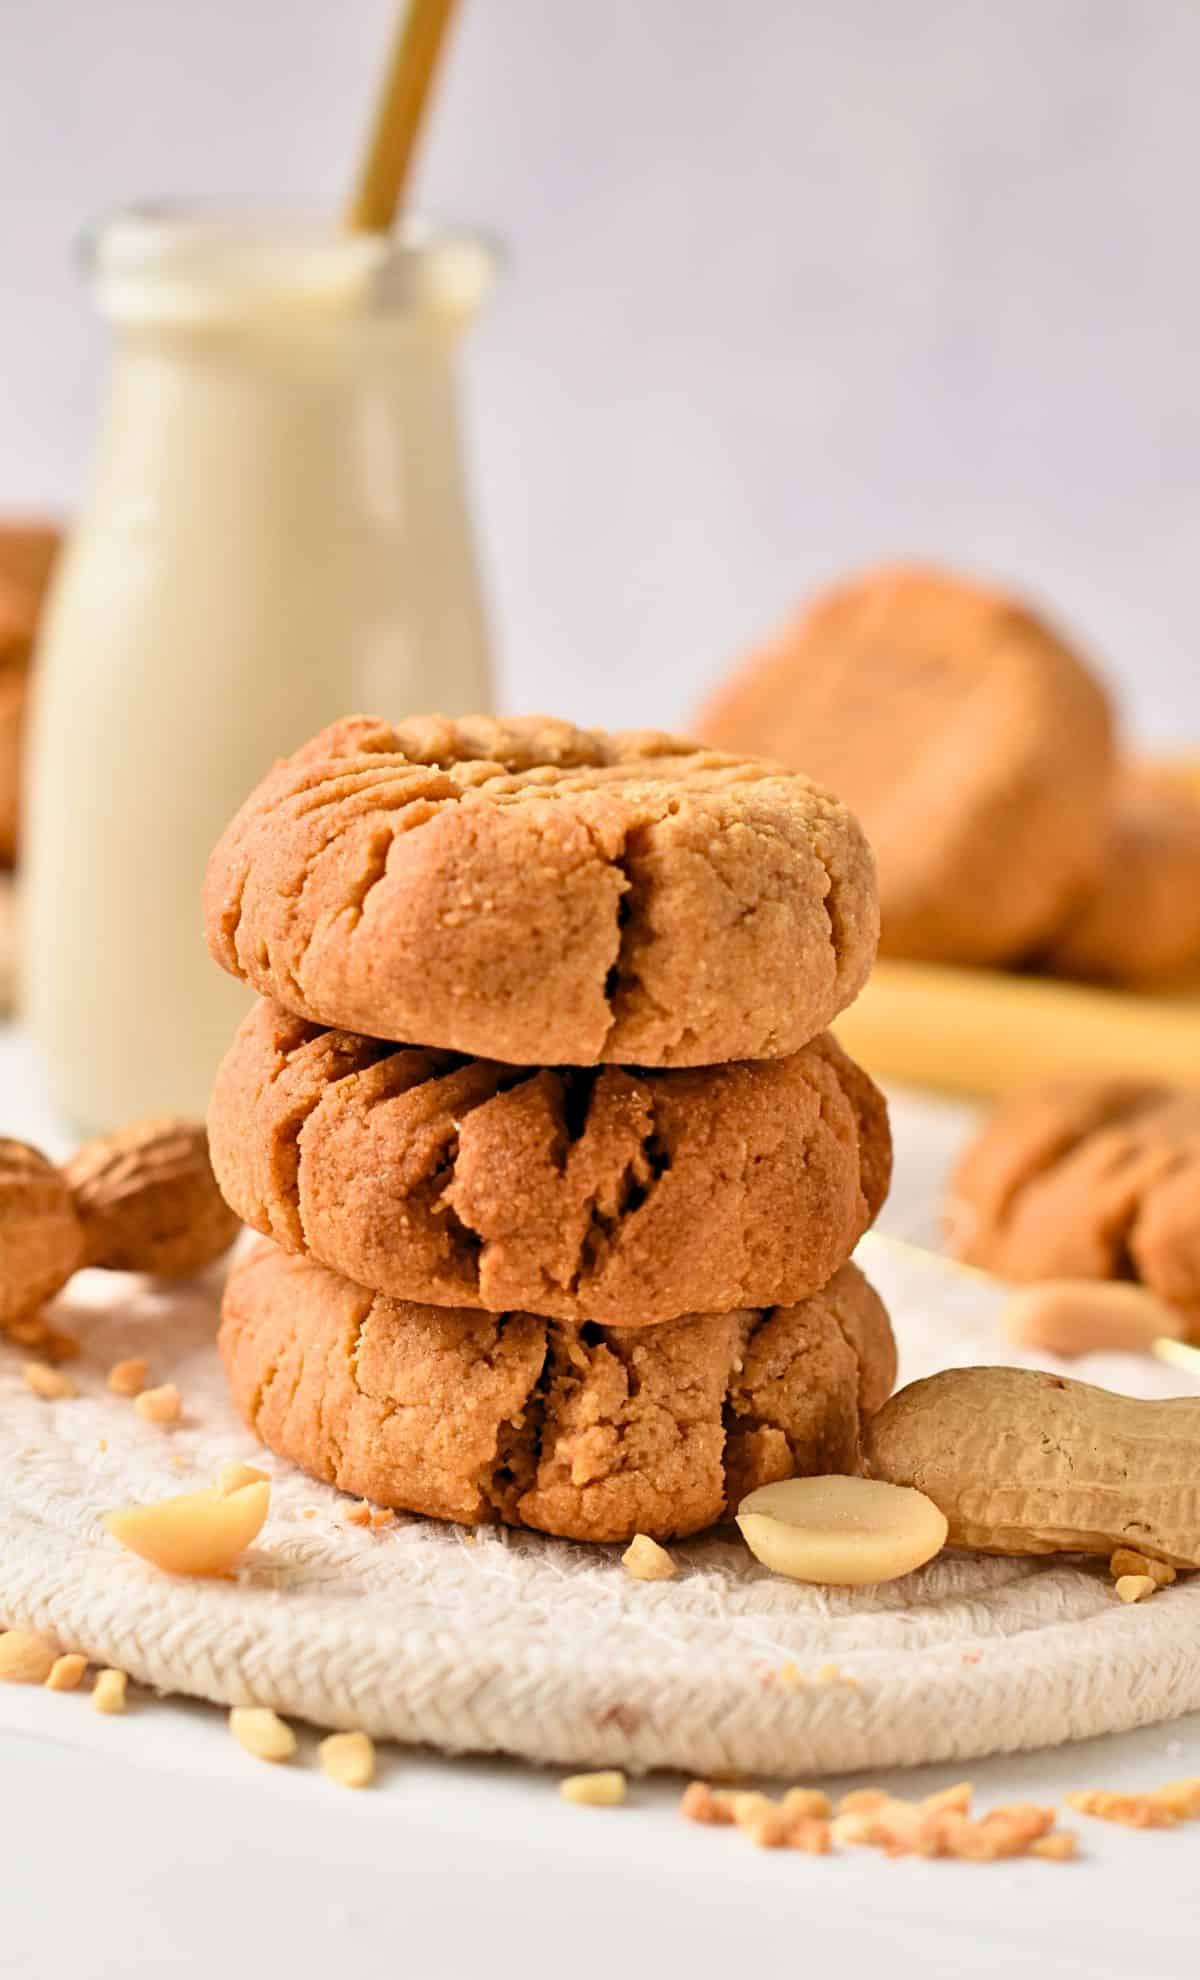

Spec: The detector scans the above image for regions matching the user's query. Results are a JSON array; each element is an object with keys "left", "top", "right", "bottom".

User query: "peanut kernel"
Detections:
[
  {"left": 134, "top": 1382, "right": 181, "bottom": 1425},
  {"left": 22, "top": 1362, "right": 76, "bottom": 1400},
  {"left": 108, "top": 1357, "right": 149, "bottom": 1397},
  {"left": 319, "top": 1729, "right": 376, "bottom": 1789},
  {"left": 1115, "top": 1574, "right": 1158, "bottom": 1604},
  {"left": 0, "top": 1629, "right": 57, "bottom": 1683},
  {"left": 45, "top": 1652, "right": 88, "bottom": 1691},
  {"left": 92, "top": 1668, "right": 128, "bottom": 1714},
  {"left": 229, "top": 1706, "right": 296, "bottom": 1763},
  {"left": 621, "top": 1533, "right": 677, "bottom": 1581},
  {"left": 559, "top": 1770, "right": 626, "bottom": 1807},
  {"left": 216, "top": 1460, "right": 268, "bottom": 1496}
]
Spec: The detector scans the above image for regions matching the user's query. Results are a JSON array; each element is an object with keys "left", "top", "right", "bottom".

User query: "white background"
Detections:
[{"left": 3, "top": 0, "right": 1198, "bottom": 739}]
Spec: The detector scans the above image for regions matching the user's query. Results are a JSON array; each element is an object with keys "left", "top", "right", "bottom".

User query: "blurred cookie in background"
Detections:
[
  {"left": 1041, "top": 764, "right": 1200, "bottom": 986},
  {"left": 0, "top": 521, "right": 63, "bottom": 869},
  {"left": 693, "top": 563, "right": 1115, "bottom": 968},
  {"left": 946, "top": 1074, "right": 1200, "bottom": 1331}
]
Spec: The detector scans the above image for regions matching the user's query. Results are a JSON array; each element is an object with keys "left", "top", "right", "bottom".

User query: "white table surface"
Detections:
[{"left": 2, "top": 1024, "right": 1198, "bottom": 1980}]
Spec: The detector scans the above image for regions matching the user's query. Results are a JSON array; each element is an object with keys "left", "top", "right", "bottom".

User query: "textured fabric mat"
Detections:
[{"left": 3, "top": 1230, "right": 1198, "bottom": 1778}]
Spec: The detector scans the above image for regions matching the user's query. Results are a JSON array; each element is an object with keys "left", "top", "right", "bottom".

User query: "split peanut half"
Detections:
[{"left": 736, "top": 1475, "right": 948, "bottom": 1585}]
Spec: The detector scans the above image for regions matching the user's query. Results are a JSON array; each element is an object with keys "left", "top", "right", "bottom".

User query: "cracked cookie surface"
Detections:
[
  {"left": 219, "top": 1243, "right": 896, "bottom": 1542},
  {"left": 694, "top": 565, "right": 1114, "bottom": 965},
  {"left": 210, "top": 1001, "right": 891, "bottom": 1326},
  {"left": 203, "top": 713, "right": 879, "bottom": 1066},
  {"left": 948, "top": 1077, "right": 1200, "bottom": 1328}
]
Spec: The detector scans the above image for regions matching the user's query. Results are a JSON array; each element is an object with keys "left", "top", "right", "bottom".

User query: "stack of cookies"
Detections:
[{"left": 203, "top": 715, "right": 897, "bottom": 1544}]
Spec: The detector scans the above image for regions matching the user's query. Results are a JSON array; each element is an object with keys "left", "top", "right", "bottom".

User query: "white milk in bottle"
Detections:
[{"left": 25, "top": 212, "right": 495, "bottom": 1133}]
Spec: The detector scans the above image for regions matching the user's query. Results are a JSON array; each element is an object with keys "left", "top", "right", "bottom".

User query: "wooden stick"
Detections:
[{"left": 345, "top": 0, "right": 462, "bottom": 234}]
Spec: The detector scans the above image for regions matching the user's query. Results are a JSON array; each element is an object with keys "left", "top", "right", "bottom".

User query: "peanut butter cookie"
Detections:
[
  {"left": 203, "top": 714, "right": 878, "bottom": 1066},
  {"left": 209, "top": 1001, "right": 891, "bottom": 1326},
  {"left": 1042, "top": 767, "right": 1200, "bottom": 984},
  {"left": 948, "top": 1077, "right": 1200, "bottom": 1327},
  {"left": 694, "top": 565, "right": 1114, "bottom": 965},
  {"left": 219, "top": 1243, "right": 897, "bottom": 1543}
]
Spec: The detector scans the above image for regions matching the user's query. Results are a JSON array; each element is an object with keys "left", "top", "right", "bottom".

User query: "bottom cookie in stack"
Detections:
[{"left": 220, "top": 1244, "right": 897, "bottom": 1544}]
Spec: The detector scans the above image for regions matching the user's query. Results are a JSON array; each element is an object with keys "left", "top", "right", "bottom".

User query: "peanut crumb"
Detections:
[
  {"left": 319, "top": 1729, "right": 376, "bottom": 1789},
  {"left": 560, "top": 1770, "right": 627, "bottom": 1807},
  {"left": 1155, "top": 1779, "right": 1200, "bottom": 1820},
  {"left": 108, "top": 1357, "right": 149, "bottom": 1397},
  {"left": 97, "top": 1438, "right": 108, "bottom": 1453},
  {"left": 216, "top": 1460, "right": 268, "bottom": 1496},
  {"left": 229, "top": 1706, "right": 296, "bottom": 1763},
  {"left": 344, "top": 1501, "right": 372, "bottom": 1528},
  {"left": 781, "top": 1787, "right": 832, "bottom": 1820},
  {"left": 368, "top": 1508, "right": 395, "bottom": 1530},
  {"left": 774, "top": 1660, "right": 805, "bottom": 1689},
  {"left": 45, "top": 1652, "right": 88, "bottom": 1692},
  {"left": 1066, "top": 1790, "right": 1176, "bottom": 1829},
  {"left": 0, "top": 1629, "right": 57, "bottom": 1683},
  {"left": 92, "top": 1668, "right": 128, "bottom": 1715},
  {"left": 1031, "top": 1831, "right": 1078, "bottom": 1860},
  {"left": 838, "top": 1788, "right": 891, "bottom": 1815},
  {"left": 680, "top": 1781, "right": 736, "bottom": 1826},
  {"left": 22, "top": 1361, "right": 77, "bottom": 1400},
  {"left": 922, "top": 1782, "right": 973, "bottom": 1815},
  {"left": 302, "top": 1508, "right": 317, "bottom": 1520},
  {"left": 134, "top": 1383, "right": 181, "bottom": 1425},
  {"left": 622, "top": 1533, "right": 677, "bottom": 1581},
  {"left": 1115, "top": 1574, "right": 1158, "bottom": 1604}
]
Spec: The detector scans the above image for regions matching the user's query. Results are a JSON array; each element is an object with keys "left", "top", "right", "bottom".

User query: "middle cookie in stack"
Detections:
[{"left": 205, "top": 714, "right": 897, "bottom": 1542}]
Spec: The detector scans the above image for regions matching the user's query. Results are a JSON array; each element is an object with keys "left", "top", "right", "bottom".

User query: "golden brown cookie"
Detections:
[
  {"left": 219, "top": 1243, "right": 896, "bottom": 1542},
  {"left": 947, "top": 1077, "right": 1200, "bottom": 1325},
  {"left": 694, "top": 565, "right": 1115, "bottom": 965},
  {"left": 204, "top": 714, "right": 878, "bottom": 1066},
  {"left": 1042, "top": 766, "right": 1200, "bottom": 984},
  {"left": 0, "top": 667, "right": 25, "bottom": 865},
  {"left": 210, "top": 1000, "right": 891, "bottom": 1326},
  {"left": 0, "top": 521, "right": 62, "bottom": 611}
]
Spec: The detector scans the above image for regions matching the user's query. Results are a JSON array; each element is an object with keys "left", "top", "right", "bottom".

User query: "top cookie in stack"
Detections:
[{"left": 204, "top": 715, "right": 895, "bottom": 1543}]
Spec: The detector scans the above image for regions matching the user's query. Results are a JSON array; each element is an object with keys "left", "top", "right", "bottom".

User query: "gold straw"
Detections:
[{"left": 345, "top": 0, "right": 463, "bottom": 234}]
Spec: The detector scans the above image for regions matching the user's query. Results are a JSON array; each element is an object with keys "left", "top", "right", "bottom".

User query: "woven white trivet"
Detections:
[{"left": 3, "top": 1233, "right": 1198, "bottom": 1779}]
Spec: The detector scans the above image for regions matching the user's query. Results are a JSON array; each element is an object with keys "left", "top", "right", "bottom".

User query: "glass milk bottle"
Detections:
[{"left": 25, "top": 212, "right": 494, "bottom": 1135}]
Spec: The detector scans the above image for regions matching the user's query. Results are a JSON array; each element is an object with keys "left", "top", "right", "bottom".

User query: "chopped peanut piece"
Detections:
[
  {"left": 45, "top": 1652, "right": 88, "bottom": 1691},
  {"left": 838, "top": 1788, "right": 892, "bottom": 1815},
  {"left": 107, "top": 1357, "right": 149, "bottom": 1397},
  {"left": 319, "top": 1730, "right": 376, "bottom": 1789},
  {"left": 1155, "top": 1779, "right": 1200, "bottom": 1820},
  {"left": 344, "top": 1501, "right": 372, "bottom": 1527},
  {"left": 134, "top": 1382, "right": 181, "bottom": 1425},
  {"left": 1066, "top": 1790, "right": 1176, "bottom": 1829},
  {"left": 774, "top": 1661, "right": 805, "bottom": 1688},
  {"left": 737, "top": 1476, "right": 947, "bottom": 1585},
  {"left": 22, "top": 1361, "right": 76, "bottom": 1400},
  {"left": 923, "top": 1782, "right": 973, "bottom": 1815},
  {"left": 1115, "top": 1574, "right": 1158, "bottom": 1604},
  {"left": 560, "top": 1770, "right": 626, "bottom": 1807},
  {"left": 0, "top": 1629, "right": 57, "bottom": 1683},
  {"left": 229, "top": 1706, "right": 296, "bottom": 1763},
  {"left": 622, "top": 1534, "right": 677, "bottom": 1581},
  {"left": 781, "top": 1787, "right": 832, "bottom": 1820},
  {"left": 368, "top": 1508, "right": 395, "bottom": 1529},
  {"left": 1031, "top": 1832, "right": 1078, "bottom": 1861},
  {"left": 105, "top": 1480, "right": 269, "bottom": 1576},
  {"left": 729, "top": 1790, "right": 776, "bottom": 1830},
  {"left": 680, "top": 1781, "right": 736, "bottom": 1826},
  {"left": 216, "top": 1460, "right": 268, "bottom": 1496},
  {"left": 92, "top": 1668, "right": 128, "bottom": 1714}
]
